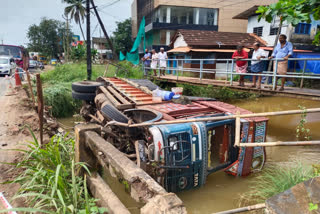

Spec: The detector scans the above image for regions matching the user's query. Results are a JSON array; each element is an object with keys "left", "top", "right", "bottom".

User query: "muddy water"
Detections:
[
  {"left": 178, "top": 97, "right": 320, "bottom": 213},
  {"left": 58, "top": 97, "right": 320, "bottom": 213}
]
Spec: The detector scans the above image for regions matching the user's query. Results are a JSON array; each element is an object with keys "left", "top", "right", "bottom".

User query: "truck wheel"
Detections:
[
  {"left": 72, "top": 91, "right": 96, "bottom": 101},
  {"left": 72, "top": 81, "right": 104, "bottom": 93},
  {"left": 101, "top": 104, "right": 129, "bottom": 123}
]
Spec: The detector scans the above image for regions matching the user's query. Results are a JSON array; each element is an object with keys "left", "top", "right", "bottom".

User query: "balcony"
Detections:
[{"left": 149, "top": 22, "right": 218, "bottom": 31}]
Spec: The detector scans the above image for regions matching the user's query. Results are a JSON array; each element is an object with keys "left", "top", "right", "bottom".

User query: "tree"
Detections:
[
  {"left": 27, "top": 18, "right": 73, "bottom": 58},
  {"left": 257, "top": 0, "right": 320, "bottom": 46},
  {"left": 111, "top": 19, "right": 133, "bottom": 55},
  {"left": 63, "top": 0, "right": 86, "bottom": 41}
]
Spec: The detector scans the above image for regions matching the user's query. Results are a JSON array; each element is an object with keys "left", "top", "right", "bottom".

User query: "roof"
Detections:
[
  {"left": 171, "top": 29, "right": 267, "bottom": 48},
  {"left": 233, "top": 5, "right": 263, "bottom": 20},
  {"left": 261, "top": 47, "right": 313, "bottom": 53},
  {"left": 167, "top": 46, "right": 191, "bottom": 53},
  {"left": 168, "top": 47, "right": 250, "bottom": 53}
]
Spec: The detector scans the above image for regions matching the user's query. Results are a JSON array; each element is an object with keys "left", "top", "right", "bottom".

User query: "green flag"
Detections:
[
  {"left": 119, "top": 51, "right": 126, "bottom": 61},
  {"left": 124, "top": 17, "right": 146, "bottom": 65}
]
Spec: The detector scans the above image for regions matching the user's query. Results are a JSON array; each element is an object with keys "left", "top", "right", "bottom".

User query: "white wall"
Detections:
[
  {"left": 247, "top": 15, "right": 289, "bottom": 46},
  {"left": 173, "top": 34, "right": 188, "bottom": 48}
]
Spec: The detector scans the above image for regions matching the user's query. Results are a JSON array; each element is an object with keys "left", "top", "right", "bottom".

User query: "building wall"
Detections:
[
  {"left": 131, "top": 0, "right": 138, "bottom": 38},
  {"left": 289, "top": 18, "right": 320, "bottom": 45},
  {"left": 173, "top": 34, "right": 188, "bottom": 48},
  {"left": 153, "top": 0, "right": 277, "bottom": 33},
  {"left": 248, "top": 15, "right": 320, "bottom": 47},
  {"left": 247, "top": 15, "right": 289, "bottom": 46}
]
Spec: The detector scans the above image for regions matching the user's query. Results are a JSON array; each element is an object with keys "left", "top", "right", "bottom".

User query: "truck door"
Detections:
[{"left": 206, "top": 120, "right": 237, "bottom": 174}]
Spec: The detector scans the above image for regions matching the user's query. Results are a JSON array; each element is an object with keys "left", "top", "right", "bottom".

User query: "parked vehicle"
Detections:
[
  {"left": 28, "top": 59, "right": 38, "bottom": 70},
  {"left": 38, "top": 61, "right": 45, "bottom": 70},
  {"left": 39, "top": 55, "right": 47, "bottom": 65},
  {"left": 0, "top": 44, "right": 29, "bottom": 71},
  {"left": 0, "top": 56, "right": 16, "bottom": 76},
  {"left": 50, "top": 59, "right": 57, "bottom": 65},
  {"left": 72, "top": 78, "right": 268, "bottom": 193}
]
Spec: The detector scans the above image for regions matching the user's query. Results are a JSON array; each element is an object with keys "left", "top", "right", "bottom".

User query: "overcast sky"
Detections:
[{"left": 0, "top": 0, "right": 133, "bottom": 46}]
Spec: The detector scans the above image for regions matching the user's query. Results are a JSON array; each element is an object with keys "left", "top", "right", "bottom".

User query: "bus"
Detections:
[{"left": 0, "top": 45, "right": 29, "bottom": 71}]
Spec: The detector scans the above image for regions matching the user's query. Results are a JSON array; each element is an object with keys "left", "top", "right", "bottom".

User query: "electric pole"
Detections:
[
  {"left": 90, "top": 0, "right": 118, "bottom": 59},
  {"left": 62, "top": 14, "right": 70, "bottom": 62},
  {"left": 86, "top": 0, "right": 92, "bottom": 80}
]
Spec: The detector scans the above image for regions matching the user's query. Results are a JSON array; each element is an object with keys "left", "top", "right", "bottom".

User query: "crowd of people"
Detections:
[
  {"left": 141, "top": 34, "right": 293, "bottom": 91},
  {"left": 141, "top": 47, "right": 168, "bottom": 77},
  {"left": 232, "top": 34, "right": 292, "bottom": 91}
]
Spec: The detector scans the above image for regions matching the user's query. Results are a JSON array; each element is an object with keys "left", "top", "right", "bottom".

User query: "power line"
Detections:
[{"left": 99, "top": 0, "right": 120, "bottom": 10}]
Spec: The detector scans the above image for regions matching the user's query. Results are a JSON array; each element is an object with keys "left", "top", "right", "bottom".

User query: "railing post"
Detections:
[
  {"left": 181, "top": 59, "right": 184, "bottom": 76},
  {"left": 272, "top": 59, "right": 278, "bottom": 91},
  {"left": 200, "top": 59, "right": 203, "bottom": 80},
  {"left": 300, "top": 60, "right": 307, "bottom": 88},
  {"left": 226, "top": 59, "right": 229, "bottom": 80},
  {"left": 230, "top": 59, "right": 235, "bottom": 86}
]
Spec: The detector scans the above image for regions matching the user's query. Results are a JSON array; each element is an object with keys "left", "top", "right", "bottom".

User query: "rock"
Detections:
[
  {"left": 58, "top": 128, "right": 64, "bottom": 133},
  {"left": 266, "top": 176, "right": 320, "bottom": 214}
]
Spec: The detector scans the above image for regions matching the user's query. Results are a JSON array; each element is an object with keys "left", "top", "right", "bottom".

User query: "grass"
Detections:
[
  {"left": 176, "top": 83, "right": 259, "bottom": 101},
  {"left": 240, "top": 163, "right": 314, "bottom": 205},
  {"left": 40, "top": 61, "right": 143, "bottom": 118},
  {"left": 0, "top": 130, "right": 106, "bottom": 214}
]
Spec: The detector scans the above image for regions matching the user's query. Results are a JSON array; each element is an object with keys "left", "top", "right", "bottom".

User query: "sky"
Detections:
[{"left": 0, "top": 0, "right": 133, "bottom": 46}]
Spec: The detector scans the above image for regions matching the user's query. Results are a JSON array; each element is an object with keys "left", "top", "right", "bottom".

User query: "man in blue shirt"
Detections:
[
  {"left": 269, "top": 34, "right": 293, "bottom": 91},
  {"left": 141, "top": 49, "right": 151, "bottom": 77}
]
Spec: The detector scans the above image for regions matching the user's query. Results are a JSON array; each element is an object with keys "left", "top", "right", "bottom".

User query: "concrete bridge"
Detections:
[{"left": 152, "top": 74, "right": 320, "bottom": 100}]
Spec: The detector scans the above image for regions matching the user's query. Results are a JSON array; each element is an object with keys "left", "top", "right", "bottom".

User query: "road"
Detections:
[{"left": 0, "top": 76, "right": 13, "bottom": 97}]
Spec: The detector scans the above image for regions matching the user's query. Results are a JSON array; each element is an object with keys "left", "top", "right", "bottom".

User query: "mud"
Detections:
[{"left": 0, "top": 81, "right": 53, "bottom": 208}]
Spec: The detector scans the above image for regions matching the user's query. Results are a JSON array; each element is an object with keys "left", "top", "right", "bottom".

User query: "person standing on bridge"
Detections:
[
  {"left": 251, "top": 42, "right": 267, "bottom": 89},
  {"left": 268, "top": 34, "right": 293, "bottom": 91},
  {"left": 232, "top": 45, "right": 248, "bottom": 87},
  {"left": 158, "top": 47, "right": 167, "bottom": 76},
  {"left": 150, "top": 49, "right": 159, "bottom": 76},
  {"left": 141, "top": 49, "right": 151, "bottom": 77}
]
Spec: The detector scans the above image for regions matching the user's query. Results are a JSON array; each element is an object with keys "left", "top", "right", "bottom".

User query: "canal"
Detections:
[
  {"left": 58, "top": 96, "right": 320, "bottom": 213},
  {"left": 178, "top": 96, "right": 320, "bottom": 213}
]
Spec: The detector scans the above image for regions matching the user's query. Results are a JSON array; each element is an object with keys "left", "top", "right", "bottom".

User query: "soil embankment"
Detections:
[{"left": 0, "top": 79, "right": 45, "bottom": 208}]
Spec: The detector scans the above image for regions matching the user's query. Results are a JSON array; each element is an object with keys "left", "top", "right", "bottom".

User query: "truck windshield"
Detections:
[{"left": 0, "top": 45, "right": 21, "bottom": 58}]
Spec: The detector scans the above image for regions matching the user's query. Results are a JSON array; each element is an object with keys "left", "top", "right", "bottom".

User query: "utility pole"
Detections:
[
  {"left": 86, "top": 0, "right": 92, "bottom": 80},
  {"left": 90, "top": 0, "right": 118, "bottom": 59},
  {"left": 62, "top": 14, "right": 70, "bottom": 62}
]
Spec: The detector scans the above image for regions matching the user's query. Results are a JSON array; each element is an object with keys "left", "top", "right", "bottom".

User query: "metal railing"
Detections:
[
  {"left": 108, "top": 107, "right": 320, "bottom": 147},
  {"left": 142, "top": 58, "right": 320, "bottom": 90}
]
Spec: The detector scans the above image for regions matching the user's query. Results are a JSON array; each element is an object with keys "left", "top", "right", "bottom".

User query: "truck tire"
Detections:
[
  {"left": 72, "top": 81, "right": 104, "bottom": 93},
  {"left": 101, "top": 104, "right": 129, "bottom": 123},
  {"left": 72, "top": 91, "right": 96, "bottom": 101}
]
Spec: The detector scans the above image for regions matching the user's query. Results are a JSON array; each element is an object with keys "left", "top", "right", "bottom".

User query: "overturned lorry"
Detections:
[{"left": 72, "top": 77, "right": 268, "bottom": 193}]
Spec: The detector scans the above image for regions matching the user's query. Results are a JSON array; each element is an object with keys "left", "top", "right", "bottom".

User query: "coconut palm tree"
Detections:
[{"left": 63, "top": 0, "right": 86, "bottom": 41}]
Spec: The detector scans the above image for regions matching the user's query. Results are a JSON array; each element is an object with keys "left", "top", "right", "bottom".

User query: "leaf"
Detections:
[{"left": 309, "top": 203, "right": 318, "bottom": 211}]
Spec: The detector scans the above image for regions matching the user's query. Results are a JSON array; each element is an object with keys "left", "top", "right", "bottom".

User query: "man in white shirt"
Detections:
[
  {"left": 158, "top": 47, "right": 167, "bottom": 76},
  {"left": 251, "top": 42, "right": 266, "bottom": 89}
]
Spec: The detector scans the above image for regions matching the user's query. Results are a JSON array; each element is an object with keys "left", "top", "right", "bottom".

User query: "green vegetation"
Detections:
[
  {"left": 41, "top": 62, "right": 143, "bottom": 117},
  {"left": 240, "top": 163, "right": 315, "bottom": 205},
  {"left": 257, "top": 0, "right": 320, "bottom": 45},
  {"left": 177, "top": 83, "right": 259, "bottom": 101},
  {"left": 296, "top": 105, "right": 312, "bottom": 140},
  {"left": 0, "top": 131, "right": 106, "bottom": 214},
  {"left": 27, "top": 18, "right": 73, "bottom": 58}
]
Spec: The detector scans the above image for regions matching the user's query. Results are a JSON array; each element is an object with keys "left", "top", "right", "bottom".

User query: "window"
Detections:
[
  {"left": 253, "top": 27, "right": 263, "bottom": 37},
  {"left": 270, "top": 26, "right": 280, "bottom": 36},
  {"left": 295, "top": 23, "right": 311, "bottom": 34}
]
